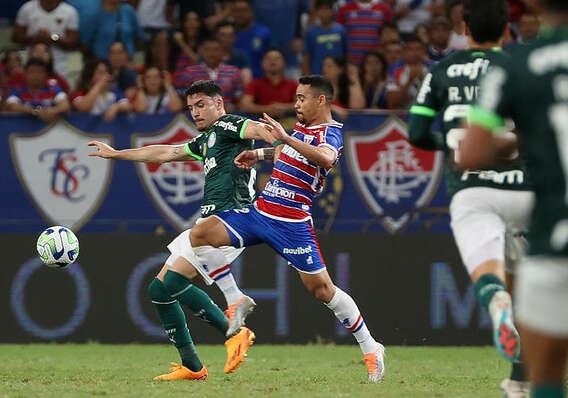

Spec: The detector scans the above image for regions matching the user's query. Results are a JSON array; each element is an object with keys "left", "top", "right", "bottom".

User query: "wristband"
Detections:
[
  {"left": 272, "top": 139, "right": 284, "bottom": 147},
  {"left": 256, "top": 148, "right": 265, "bottom": 160}
]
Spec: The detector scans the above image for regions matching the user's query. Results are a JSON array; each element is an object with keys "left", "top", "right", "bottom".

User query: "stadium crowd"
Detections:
[{"left": 0, "top": 0, "right": 542, "bottom": 122}]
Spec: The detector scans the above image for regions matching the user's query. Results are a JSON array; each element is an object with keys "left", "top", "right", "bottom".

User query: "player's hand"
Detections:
[
  {"left": 260, "top": 113, "right": 289, "bottom": 143},
  {"left": 88, "top": 141, "right": 117, "bottom": 159},
  {"left": 234, "top": 150, "right": 258, "bottom": 169}
]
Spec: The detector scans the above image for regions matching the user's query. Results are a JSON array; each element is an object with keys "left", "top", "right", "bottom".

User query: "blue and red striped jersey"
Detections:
[
  {"left": 256, "top": 121, "right": 344, "bottom": 221},
  {"left": 337, "top": 1, "right": 393, "bottom": 64},
  {"left": 6, "top": 83, "right": 67, "bottom": 108}
]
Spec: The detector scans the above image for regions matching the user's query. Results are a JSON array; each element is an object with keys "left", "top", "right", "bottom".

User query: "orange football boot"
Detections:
[
  {"left": 153, "top": 362, "right": 208, "bottom": 381},
  {"left": 224, "top": 326, "right": 255, "bottom": 373}
]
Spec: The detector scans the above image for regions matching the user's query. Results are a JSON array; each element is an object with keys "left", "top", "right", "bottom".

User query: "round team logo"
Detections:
[{"left": 208, "top": 132, "right": 216, "bottom": 149}]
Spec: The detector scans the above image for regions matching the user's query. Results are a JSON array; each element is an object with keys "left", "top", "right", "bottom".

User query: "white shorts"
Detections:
[
  {"left": 517, "top": 256, "right": 568, "bottom": 337},
  {"left": 450, "top": 187, "right": 534, "bottom": 275},
  {"left": 165, "top": 228, "right": 244, "bottom": 285}
]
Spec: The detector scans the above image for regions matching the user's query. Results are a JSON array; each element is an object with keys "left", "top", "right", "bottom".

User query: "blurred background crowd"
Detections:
[{"left": 0, "top": 0, "right": 542, "bottom": 123}]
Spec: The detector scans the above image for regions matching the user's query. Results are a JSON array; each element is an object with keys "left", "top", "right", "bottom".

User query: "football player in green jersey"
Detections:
[
  {"left": 461, "top": 1, "right": 568, "bottom": 396},
  {"left": 88, "top": 80, "right": 278, "bottom": 380},
  {"left": 408, "top": 0, "right": 533, "bottom": 395}
]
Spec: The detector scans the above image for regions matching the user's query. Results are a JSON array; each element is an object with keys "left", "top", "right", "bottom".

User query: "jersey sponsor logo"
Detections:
[
  {"left": 215, "top": 120, "right": 238, "bottom": 133},
  {"left": 446, "top": 58, "right": 490, "bottom": 81},
  {"left": 204, "top": 157, "right": 217, "bottom": 175},
  {"left": 264, "top": 180, "right": 297, "bottom": 199},
  {"left": 134, "top": 115, "right": 203, "bottom": 231},
  {"left": 281, "top": 145, "right": 310, "bottom": 165},
  {"left": 346, "top": 116, "right": 444, "bottom": 233},
  {"left": 283, "top": 245, "right": 312, "bottom": 255},
  {"left": 9, "top": 120, "right": 112, "bottom": 231}
]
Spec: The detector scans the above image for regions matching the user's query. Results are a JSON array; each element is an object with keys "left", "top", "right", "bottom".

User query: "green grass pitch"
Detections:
[{"left": 0, "top": 344, "right": 511, "bottom": 397}]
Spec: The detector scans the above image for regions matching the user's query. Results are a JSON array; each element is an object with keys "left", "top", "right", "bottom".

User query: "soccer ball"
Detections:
[{"left": 36, "top": 226, "right": 80, "bottom": 268}]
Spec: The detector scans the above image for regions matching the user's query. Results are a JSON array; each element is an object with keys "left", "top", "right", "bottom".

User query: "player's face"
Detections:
[
  {"left": 187, "top": 93, "right": 224, "bottom": 131},
  {"left": 294, "top": 84, "right": 323, "bottom": 125}
]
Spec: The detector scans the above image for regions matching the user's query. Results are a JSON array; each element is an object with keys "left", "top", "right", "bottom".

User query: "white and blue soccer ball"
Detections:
[{"left": 36, "top": 226, "right": 80, "bottom": 268}]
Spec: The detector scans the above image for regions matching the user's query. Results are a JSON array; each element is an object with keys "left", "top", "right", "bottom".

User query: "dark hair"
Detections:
[
  {"left": 544, "top": 0, "right": 568, "bottom": 12},
  {"left": 185, "top": 80, "right": 223, "bottom": 98},
  {"left": 299, "top": 74, "right": 334, "bottom": 104},
  {"left": 379, "top": 22, "right": 399, "bottom": 34},
  {"left": 446, "top": 0, "right": 462, "bottom": 17},
  {"left": 404, "top": 34, "right": 425, "bottom": 47},
  {"left": 314, "top": 0, "right": 335, "bottom": 9},
  {"left": 199, "top": 35, "right": 220, "bottom": 46},
  {"left": 216, "top": 20, "right": 236, "bottom": 32},
  {"left": 361, "top": 51, "right": 388, "bottom": 81},
  {"left": 25, "top": 57, "right": 48, "bottom": 70},
  {"left": 263, "top": 47, "right": 285, "bottom": 59},
  {"left": 463, "top": 0, "right": 508, "bottom": 43},
  {"left": 76, "top": 59, "right": 110, "bottom": 92}
]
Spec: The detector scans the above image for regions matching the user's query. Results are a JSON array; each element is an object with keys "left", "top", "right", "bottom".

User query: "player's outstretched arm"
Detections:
[
  {"left": 260, "top": 113, "right": 336, "bottom": 169},
  {"left": 234, "top": 147, "right": 277, "bottom": 169},
  {"left": 88, "top": 141, "right": 193, "bottom": 164}
]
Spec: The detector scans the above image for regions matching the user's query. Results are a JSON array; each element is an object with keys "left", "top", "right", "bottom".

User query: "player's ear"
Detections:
[{"left": 215, "top": 96, "right": 224, "bottom": 111}]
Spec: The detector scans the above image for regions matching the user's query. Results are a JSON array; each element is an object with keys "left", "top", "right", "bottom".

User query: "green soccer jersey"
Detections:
[
  {"left": 183, "top": 113, "right": 255, "bottom": 217},
  {"left": 470, "top": 27, "right": 568, "bottom": 256},
  {"left": 409, "top": 48, "right": 531, "bottom": 198}
]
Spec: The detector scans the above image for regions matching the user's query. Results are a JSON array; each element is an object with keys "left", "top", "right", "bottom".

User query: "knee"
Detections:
[
  {"left": 309, "top": 281, "right": 336, "bottom": 302},
  {"left": 148, "top": 278, "right": 171, "bottom": 302},
  {"left": 189, "top": 224, "right": 208, "bottom": 247}
]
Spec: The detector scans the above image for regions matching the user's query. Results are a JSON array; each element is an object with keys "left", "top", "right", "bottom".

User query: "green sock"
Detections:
[
  {"left": 147, "top": 278, "right": 203, "bottom": 371},
  {"left": 474, "top": 273, "right": 506, "bottom": 311},
  {"left": 162, "top": 270, "right": 229, "bottom": 335},
  {"left": 532, "top": 383, "right": 565, "bottom": 398},
  {"left": 511, "top": 360, "right": 527, "bottom": 382}
]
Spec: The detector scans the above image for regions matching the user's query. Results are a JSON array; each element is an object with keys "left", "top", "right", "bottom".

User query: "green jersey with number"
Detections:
[
  {"left": 183, "top": 113, "right": 255, "bottom": 217},
  {"left": 409, "top": 48, "right": 531, "bottom": 197},
  {"left": 470, "top": 27, "right": 568, "bottom": 256}
]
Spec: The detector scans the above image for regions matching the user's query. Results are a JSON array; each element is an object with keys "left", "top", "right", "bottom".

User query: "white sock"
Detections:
[
  {"left": 215, "top": 273, "right": 244, "bottom": 306},
  {"left": 325, "top": 287, "right": 379, "bottom": 354}
]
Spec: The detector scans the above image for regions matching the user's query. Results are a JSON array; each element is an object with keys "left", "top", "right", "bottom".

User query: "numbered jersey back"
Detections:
[{"left": 414, "top": 48, "right": 531, "bottom": 197}]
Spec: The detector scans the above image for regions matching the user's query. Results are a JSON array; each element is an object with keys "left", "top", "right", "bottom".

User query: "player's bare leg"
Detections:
[
  {"left": 520, "top": 327, "right": 568, "bottom": 398},
  {"left": 299, "top": 270, "right": 385, "bottom": 382},
  {"left": 471, "top": 259, "right": 521, "bottom": 363}
]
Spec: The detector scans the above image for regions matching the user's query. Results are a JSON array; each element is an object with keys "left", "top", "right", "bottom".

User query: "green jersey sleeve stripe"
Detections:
[
  {"left": 239, "top": 119, "right": 250, "bottom": 139},
  {"left": 183, "top": 143, "right": 203, "bottom": 161},
  {"left": 468, "top": 107, "right": 505, "bottom": 133},
  {"left": 410, "top": 105, "right": 437, "bottom": 118}
]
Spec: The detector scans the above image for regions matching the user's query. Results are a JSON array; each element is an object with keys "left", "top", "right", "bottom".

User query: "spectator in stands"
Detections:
[
  {"left": 233, "top": 0, "right": 272, "bottom": 78},
  {"left": 134, "top": 66, "right": 181, "bottom": 114},
  {"left": 145, "top": 30, "right": 176, "bottom": 72},
  {"left": 378, "top": 22, "right": 401, "bottom": 49},
  {"left": 66, "top": 0, "right": 101, "bottom": 49},
  {"left": 414, "top": 23, "right": 430, "bottom": 46},
  {"left": 302, "top": 0, "right": 347, "bottom": 75},
  {"left": 136, "top": 0, "right": 170, "bottom": 40},
  {"left": 90, "top": 0, "right": 142, "bottom": 60},
  {"left": 1, "top": 49, "right": 24, "bottom": 96},
  {"left": 108, "top": 41, "right": 138, "bottom": 101},
  {"left": 173, "top": 11, "right": 206, "bottom": 73},
  {"left": 72, "top": 59, "right": 131, "bottom": 120},
  {"left": 251, "top": 0, "right": 308, "bottom": 78},
  {"left": 5, "top": 58, "right": 70, "bottom": 123},
  {"left": 427, "top": 17, "right": 452, "bottom": 63},
  {"left": 239, "top": 48, "right": 297, "bottom": 116},
  {"left": 322, "top": 56, "right": 365, "bottom": 110},
  {"left": 386, "top": 35, "right": 429, "bottom": 109},
  {"left": 26, "top": 43, "right": 71, "bottom": 93},
  {"left": 395, "top": 0, "right": 441, "bottom": 40},
  {"left": 336, "top": 0, "right": 393, "bottom": 65},
  {"left": 12, "top": 0, "right": 79, "bottom": 77},
  {"left": 447, "top": 0, "right": 468, "bottom": 50},
  {"left": 173, "top": 36, "right": 243, "bottom": 112},
  {"left": 360, "top": 51, "right": 388, "bottom": 109},
  {"left": 517, "top": 11, "right": 540, "bottom": 43},
  {"left": 384, "top": 40, "right": 404, "bottom": 73},
  {"left": 166, "top": 0, "right": 230, "bottom": 31},
  {"left": 216, "top": 21, "right": 253, "bottom": 85}
]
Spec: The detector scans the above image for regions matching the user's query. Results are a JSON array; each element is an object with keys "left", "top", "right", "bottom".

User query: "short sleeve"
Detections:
[
  {"left": 66, "top": 4, "right": 79, "bottom": 30},
  {"left": 183, "top": 136, "right": 204, "bottom": 161},
  {"left": 5, "top": 89, "right": 21, "bottom": 104},
  {"left": 216, "top": 114, "right": 250, "bottom": 141},
  {"left": 410, "top": 70, "right": 440, "bottom": 118},
  {"left": 318, "top": 125, "right": 343, "bottom": 159},
  {"left": 15, "top": 2, "right": 31, "bottom": 27},
  {"left": 469, "top": 62, "right": 512, "bottom": 133}
]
